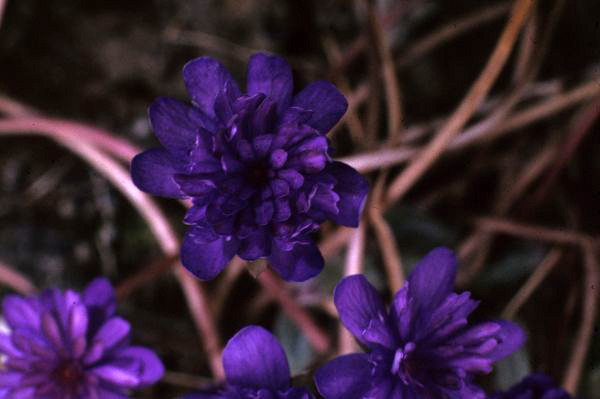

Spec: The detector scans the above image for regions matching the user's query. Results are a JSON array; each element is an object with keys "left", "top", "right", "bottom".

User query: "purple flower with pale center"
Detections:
[
  {"left": 182, "top": 326, "right": 314, "bottom": 399},
  {"left": 489, "top": 374, "right": 573, "bottom": 399},
  {"left": 0, "top": 278, "right": 164, "bottom": 399},
  {"left": 131, "top": 53, "right": 368, "bottom": 282},
  {"left": 315, "top": 248, "right": 526, "bottom": 399}
]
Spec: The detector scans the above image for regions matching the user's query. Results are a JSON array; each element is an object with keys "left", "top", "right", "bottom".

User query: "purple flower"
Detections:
[
  {"left": 0, "top": 278, "right": 164, "bottom": 398},
  {"left": 315, "top": 248, "right": 526, "bottom": 399},
  {"left": 182, "top": 326, "right": 314, "bottom": 399},
  {"left": 489, "top": 374, "right": 573, "bottom": 399},
  {"left": 131, "top": 53, "right": 368, "bottom": 282}
]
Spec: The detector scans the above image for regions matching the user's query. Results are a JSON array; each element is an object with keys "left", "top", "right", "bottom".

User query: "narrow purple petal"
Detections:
[
  {"left": 486, "top": 320, "right": 527, "bottom": 361},
  {"left": 93, "top": 317, "right": 130, "bottom": 351},
  {"left": 314, "top": 354, "right": 373, "bottom": 399},
  {"left": 268, "top": 241, "right": 324, "bottom": 282},
  {"left": 292, "top": 81, "right": 347, "bottom": 134},
  {"left": 113, "top": 346, "right": 165, "bottom": 386},
  {"left": 323, "top": 162, "right": 368, "bottom": 227},
  {"left": 2, "top": 296, "right": 40, "bottom": 330},
  {"left": 183, "top": 57, "right": 240, "bottom": 119},
  {"left": 246, "top": 54, "right": 293, "bottom": 115},
  {"left": 408, "top": 247, "right": 457, "bottom": 313},
  {"left": 181, "top": 232, "right": 238, "bottom": 280},
  {"left": 222, "top": 326, "right": 290, "bottom": 390},
  {"left": 333, "top": 275, "right": 390, "bottom": 348},
  {"left": 148, "top": 97, "right": 216, "bottom": 154},
  {"left": 131, "top": 148, "right": 185, "bottom": 198}
]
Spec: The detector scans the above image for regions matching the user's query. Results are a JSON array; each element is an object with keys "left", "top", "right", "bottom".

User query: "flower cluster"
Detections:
[
  {"left": 1, "top": 53, "right": 577, "bottom": 399},
  {"left": 489, "top": 374, "right": 574, "bottom": 399},
  {"left": 183, "top": 326, "right": 313, "bottom": 399},
  {"left": 315, "top": 248, "right": 525, "bottom": 399},
  {"left": 0, "top": 278, "right": 163, "bottom": 398},
  {"left": 131, "top": 53, "right": 368, "bottom": 282}
]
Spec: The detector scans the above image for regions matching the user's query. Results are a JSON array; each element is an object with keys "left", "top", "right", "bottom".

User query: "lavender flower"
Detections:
[
  {"left": 315, "top": 248, "right": 526, "bottom": 399},
  {"left": 489, "top": 374, "right": 573, "bottom": 399},
  {"left": 0, "top": 278, "right": 164, "bottom": 398},
  {"left": 131, "top": 53, "right": 368, "bottom": 282},
  {"left": 183, "top": 325, "right": 314, "bottom": 399}
]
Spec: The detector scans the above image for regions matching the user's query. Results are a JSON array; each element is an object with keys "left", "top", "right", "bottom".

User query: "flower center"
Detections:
[
  {"left": 53, "top": 360, "right": 83, "bottom": 390},
  {"left": 247, "top": 161, "right": 271, "bottom": 187},
  {"left": 391, "top": 342, "right": 417, "bottom": 384}
]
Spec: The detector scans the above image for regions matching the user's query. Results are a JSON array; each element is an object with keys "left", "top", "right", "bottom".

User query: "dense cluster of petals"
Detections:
[
  {"left": 488, "top": 374, "right": 573, "bottom": 399},
  {"left": 183, "top": 326, "right": 314, "bottom": 399},
  {"left": 315, "top": 248, "right": 526, "bottom": 399},
  {"left": 0, "top": 278, "right": 163, "bottom": 399},
  {"left": 131, "top": 53, "right": 368, "bottom": 282}
]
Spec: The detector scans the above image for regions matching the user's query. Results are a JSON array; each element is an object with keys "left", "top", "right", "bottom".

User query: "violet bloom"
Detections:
[
  {"left": 315, "top": 248, "right": 526, "bottom": 399},
  {"left": 489, "top": 374, "right": 573, "bottom": 399},
  {"left": 0, "top": 278, "right": 164, "bottom": 398},
  {"left": 183, "top": 326, "right": 313, "bottom": 399},
  {"left": 131, "top": 53, "right": 368, "bottom": 282}
]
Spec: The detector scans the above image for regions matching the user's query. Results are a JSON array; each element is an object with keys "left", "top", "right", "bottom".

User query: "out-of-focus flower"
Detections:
[
  {"left": 315, "top": 248, "right": 526, "bottom": 399},
  {"left": 182, "top": 325, "right": 314, "bottom": 399},
  {"left": 0, "top": 278, "right": 164, "bottom": 398},
  {"left": 489, "top": 374, "right": 574, "bottom": 399},
  {"left": 131, "top": 53, "right": 368, "bottom": 282}
]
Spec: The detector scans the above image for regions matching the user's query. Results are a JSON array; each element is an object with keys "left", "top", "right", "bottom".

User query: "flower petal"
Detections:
[
  {"left": 2, "top": 296, "right": 40, "bottom": 330},
  {"left": 181, "top": 232, "right": 238, "bottom": 281},
  {"left": 222, "top": 326, "right": 290, "bottom": 390},
  {"left": 333, "top": 275, "right": 389, "bottom": 348},
  {"left": 183, "top": 57, "right": 240, "bottom": 119},
  {"left": 131, "top": 148, "right": 185, "bottom": 198},
  {"left": 486, "top": 320, "right": 526, "bottom": 361},
  {"left": 268, "top": 241, "right": 324, "bottom": 282},
  {"left": 149, "top": 97, "right": 216, "bottom": 155},
  {"left": 113, "top": 346, "right": 165, "bottom": 386},
  {"left": 314, "top": 354, "right": 373, "bottom": 399},
  {"left": 408, "top": 247, "right": 457, "bottom": 313},
  {"left": 246, "top": 54, "right": 293, "bottom": 115},
  {"left": 323, "top": 162, "right": 368, "bottom": 227},
  {"left": 292, "top": 81, "right": 347, "bottom": 134}
]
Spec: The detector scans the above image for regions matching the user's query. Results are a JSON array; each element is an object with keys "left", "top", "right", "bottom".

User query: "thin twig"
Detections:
[
  {"left": 369, "top": 174, "right": 404, "bottom": 293},
  {"left": 116, "top": 254, "right": 179, "bottom": 299},
  {"left": 563, "top": 241, "right": 599, "bottom": 394},
  {"left": 397, "top": 2, "right": 511, "bottom": 68},
  {"left": 340, "top": 76, "right": 600, "bottom": 173},
  {"left": 475, "top": 217, "right": 592, "bottom": 246},
  {"left": 385, "top": 0, "right": 536, "bottom": 205},
  {"left": 502, "top": 247, "right": 562, "bottom": 319},
  {"left": 369, "top": 7, "right": 403, "bottom": 138},
  {"left": 0, "top": 260, "right": 37, "bottom": 295},
  {"left": 530, "top": 95, "right": 600, "bottom": 206},
  {"left": 257, "top": 270, "right": 330, "bottom": 354}
]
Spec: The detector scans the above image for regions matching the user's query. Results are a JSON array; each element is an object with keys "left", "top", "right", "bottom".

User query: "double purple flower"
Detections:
[
  {"left": 489, "top": 374, "right": 574, "bottom": 399},
  {"left": 183, "top": 325, "right": 313, "bottom": 399},
  {"left": 0, "top": 278, "right": 164, "bottom": 398},
  {"left": 315, "top": 248, "right": 526, "bottom": 399},
  {"left": 131, "top": 53, "right": 368, "bottom": 282}
]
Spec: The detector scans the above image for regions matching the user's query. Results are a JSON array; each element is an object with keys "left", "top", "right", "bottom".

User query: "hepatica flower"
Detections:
[
  {"left": 488, "top": 374, "right": 573, "bottom": 399},
  {"left": 0, "top": 278, "right": 164, "bottom": 398},
  {"left": 131, "top": 53, "right": 368, "bottom": 282},
  {"left": 315, "top": 248, "right": 526, "bottom": 399},
  {"left": 183, "top": 325, "right": 313, "bottom": 399}
]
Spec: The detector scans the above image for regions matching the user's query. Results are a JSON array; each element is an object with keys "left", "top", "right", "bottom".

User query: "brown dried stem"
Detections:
[
  {"left": 502, "top": 247, "right": 562, "bottom": 319},
  {"left": 0, "top": 260, "right": 37, "bottom": 295},
  {"left": 257, "top": 269, "right": 330, "bottom": 354},
  {"left": 562, "top": 241, "right": 600, "bottom": 394},
  {"left": 384, "top": 0, "right": 536, "bottom": 205},
  {"left": 369, "top": 174, "right": 404, "bottom": 293}
]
